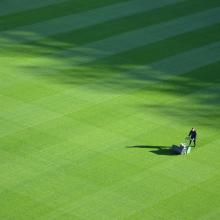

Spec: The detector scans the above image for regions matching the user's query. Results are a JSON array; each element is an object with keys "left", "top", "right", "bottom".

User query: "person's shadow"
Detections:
[{"left": 127, "top": 145, "right": 176, "bottom": 156}]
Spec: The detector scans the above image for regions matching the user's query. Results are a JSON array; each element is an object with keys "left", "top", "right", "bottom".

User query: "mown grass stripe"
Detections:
[
  {"left": 38, "top": 0, "right": 220, "bottom": 49},
  {"left": 0, "top": 2, "right": 219, "bottom": 220},
  {"left": 0, "top": 0, "right": 131, "bottom": 32},
  {"left": 95, "top": 23, "right": 220, "bottom": 66},
  {"left": 46, "top": 43, "right": 220, "bottom": 105},
  {"left": 57, "top": 7, "right": 220, "bottom": 65},
  {"left": 0, "top": 0, "right": 67, "bottom": 16},
  {"left": 0, "top": 0, "right": 186, "bottom": 43},
  {"left": 3, "top": 0, "right": 218, "bottom": 57},
  {"left": 8, "top": 42, "right": 219, "bottom": 127},
  {"left": 68, "top": 44, "right": 220, "bottom": 125},
  {"left": 129, "top": 61, "right": 220, "bottom": 107},
  {"left": 140, "top": 80, "right": 220, "bottom": 131},
  {"left": 131, "top": 68, "right": 220, "bottom": 130},
  {"left": 1, "top": 17, "right": 219, "bottom": 96},
  {"left": 151, "top": 42, "right": 220, "bottom": 76},
  {"left": 111, "top": 41, "right": 220, "bottom": 84},
  {"left": 37, "top": 158, "right": 218, "bottom": 219}
]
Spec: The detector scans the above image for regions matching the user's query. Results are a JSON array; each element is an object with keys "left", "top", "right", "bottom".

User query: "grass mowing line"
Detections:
[
  {"left": 1, "top": 33, "right": 219, "bottom": 141},
  {"left": 135, "top": 74, "right": 220, "bottom": 110},
  {"left": 0, "top": 0, "right": 68, "bottom": 16},
  {"left": 132, "top": 85, "right": 220, "bottom": 149},
  {"left": 0, "top": 0, "right": 132, "bottom": 32},
  {"left": 0, "top": 101, "right": 62, "bottom": 127},
  {"left": 14, "top": 58, "right": 218, "bottom": 138},
  {"left": 56, "top": 46, "right": 220, "bottom": 136},
  {"left": 56, "top": 41, "right": 220, "bottom": 91},
  {"left": 30, "top": 165, "right": 175, "bottom": 217},
  {"left": 0, "top": 139, "right": 95, "bottom": 188},
  {"left": 0, "top": 132, "right": 133, "bottom": 185},
  {"left": 0, "top": 114, "right": 62, "bottom": 139},
  {"left": 0, "top": 0, "right": 185, "bottom": 43},
  {"left": 5, "top": 43, "right": 218, "bottom": 135},
  {"left": 0, "top": 3, "right": 219, "bottom": 220},
  {"left": 36, "top": 0, "right": 220, "bottom": 49},
  {"left": 0, "top": 132, "right": 113, "bottom": 182},
  {"left": 1, "top": 6, "right": 219, "bottom": 57},
  {"left": 15, "top": 63, "right": 218, "bottom": 156},
  {"left": 0, "top": 126, "right": 67, "bottom": 156},
  {"left": 0, "top": 135, "right": 144, "bottom": 214},
  {"left": 54, "top": 7, "right": 220, "bottom": 65},
  {"left": 40, "top": 158, "right": 217, "bottom": 220},
  {"left": 94, "top": 22, "right": 220, "bottom": 66},
  {"left": 3, "top": 7, "right": 218, "bottom": 77},
  {"left": 2, "top": 0, "right": 218, "bottom": 54},
  {"left": 149, "top": 41, "right": 220, "bottom": 77},
  {"left": 0, "top": 96, "right": 137, "bottom": 150},
  {"left": 127, "top": 174, "right": 220, "bottom": 220},
  {"left": 2, "top": 23, "right": 219, "bottom": 95},
  {"left": 0, "top": 173, "right": 98, "bottom": 220},
  {"left": 98, "top": 40, "right": 220, "bottom": 82},
  {"left": 0, "top": 134, "right": 138, "bottom": 183}
]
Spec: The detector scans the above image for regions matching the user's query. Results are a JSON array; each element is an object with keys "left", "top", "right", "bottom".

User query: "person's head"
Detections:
[{"left": 192, "top": 128, "right": 196, "bottom": 131}]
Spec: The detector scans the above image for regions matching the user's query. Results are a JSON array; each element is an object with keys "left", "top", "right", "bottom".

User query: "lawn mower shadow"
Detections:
[{"left": 127, "top": 145, "right": 176, "bottom": 156}]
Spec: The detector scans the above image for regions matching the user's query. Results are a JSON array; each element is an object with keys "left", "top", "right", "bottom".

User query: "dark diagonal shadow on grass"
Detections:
[
  {"left": 1, "top": 1, "right": 220, "bottom": 131},
  {"left": 127, "top": 145, "right": 176, "bottom": 156}
]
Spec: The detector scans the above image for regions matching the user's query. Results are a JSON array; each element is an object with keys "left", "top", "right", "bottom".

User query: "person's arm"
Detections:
[{"left": 188, "top": 130, "right": 192, "bottom": 136}]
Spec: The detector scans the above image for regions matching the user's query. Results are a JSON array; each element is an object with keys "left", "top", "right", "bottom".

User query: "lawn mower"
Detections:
[{"left": 171, "top": 137, "right": 192, "bottom": 155}]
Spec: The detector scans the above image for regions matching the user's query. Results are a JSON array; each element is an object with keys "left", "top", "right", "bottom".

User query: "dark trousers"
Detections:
[{"left": 189, "top": 138, "right": 196, "bottom": 147}]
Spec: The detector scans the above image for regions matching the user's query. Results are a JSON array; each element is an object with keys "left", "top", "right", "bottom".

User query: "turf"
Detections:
[{"left": 0, "top": 0, "right": 220, "bottom": 219}]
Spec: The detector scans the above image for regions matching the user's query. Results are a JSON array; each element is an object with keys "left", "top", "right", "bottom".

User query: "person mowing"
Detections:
[{"left": 188, "top": 128, "right": 197, "bottom": 147}]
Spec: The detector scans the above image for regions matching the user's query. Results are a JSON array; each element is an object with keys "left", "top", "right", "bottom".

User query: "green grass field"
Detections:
[{"left": 0, "top": 0, "right": 220, "bottom": 219}]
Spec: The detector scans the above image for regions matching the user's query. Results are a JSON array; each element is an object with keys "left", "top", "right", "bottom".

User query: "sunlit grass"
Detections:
[{"left": 0, "top": 1, "right": 220, "bottom": 219}]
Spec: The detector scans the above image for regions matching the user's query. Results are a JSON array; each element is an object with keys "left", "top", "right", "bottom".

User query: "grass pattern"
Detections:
[{"left": 0, "top": 0, "right": 220, "bottom": 219}]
